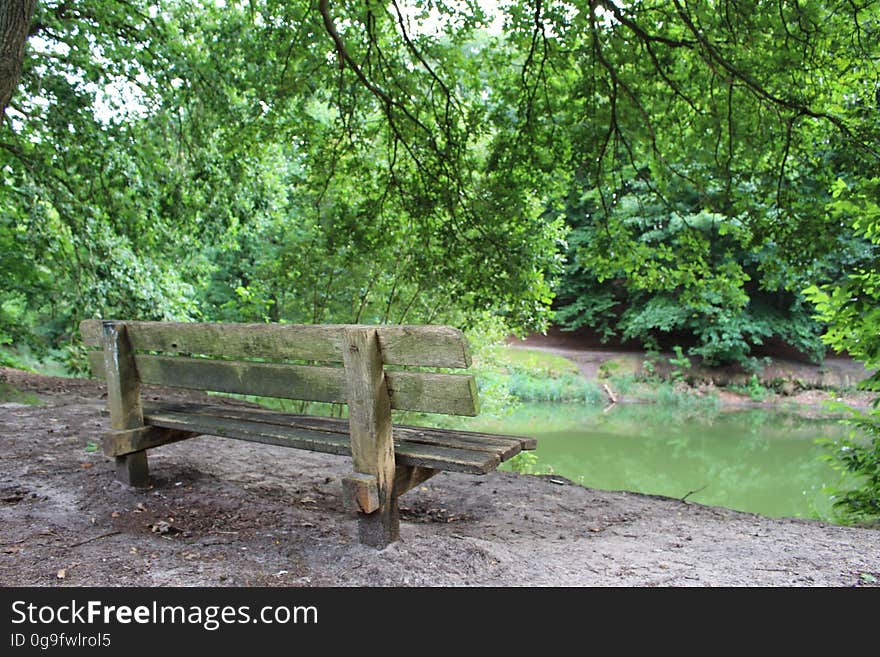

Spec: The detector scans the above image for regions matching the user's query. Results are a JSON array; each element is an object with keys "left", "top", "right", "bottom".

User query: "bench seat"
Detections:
[{"left": 128, "top": 401, "right": 535, "bottom": 475}]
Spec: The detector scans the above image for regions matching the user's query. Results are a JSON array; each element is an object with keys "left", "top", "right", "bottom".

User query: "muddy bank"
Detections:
[
  {"left": 1, "top": 369, "right": 878, "bottom": 587},
  {"left": 510, "top": 326, "right": 872, "bottom": 386},
  {"left": 507, "top": 332, "right": 876, "bottom": 413}
]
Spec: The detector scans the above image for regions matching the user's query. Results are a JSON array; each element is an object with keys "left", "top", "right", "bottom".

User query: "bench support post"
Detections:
[
  {"left": 103, "top": 426, "right": 200, "bottom": 457},
  {"left": 102, "top": 321, "right": 149, "bottom": 487},
  {"left": 393, "top": 465, "right": 437, "bottom": 497},
  {"left": 343, "top": 328, "right": 397, "bottom": 547}
]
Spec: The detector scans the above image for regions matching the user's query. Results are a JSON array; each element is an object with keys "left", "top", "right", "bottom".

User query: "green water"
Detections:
[{"left": 472, "top": 403, "right": 854, "bottom": 519}]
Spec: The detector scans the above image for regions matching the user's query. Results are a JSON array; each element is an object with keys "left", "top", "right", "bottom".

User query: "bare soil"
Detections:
[{"left": 1, "top": 367, "right": 878, "bottom": 587}]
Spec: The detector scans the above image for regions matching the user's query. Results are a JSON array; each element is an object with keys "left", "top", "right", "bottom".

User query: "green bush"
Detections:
[
  {"left": 0, "top": 382, "right": 41, "bottom": 405},
  {"left": 729, "top": 374, "right": 770, "bottom": 402},
  {"left": 669, "top": 345, "right": 691, "bottom": 382},
  {"left": 503, "top": 451, "right": 545, "bottom": 475},
  {"left": 0, "top": 347, "right": 32, "bottom": 371},
  {"left": 821, "top": 409, "right": 880, "bottom": 523},
  {"left": 554, "top": 183, "right": 861, "bottom": 368},
  {"left": 803, "top": 178, "right": 880, "bottom": 522},
  {"left": 505, "top": 371, "right": 604, "bottom": 404},
  {"left": 471, "top": 341, "right": 602, "bottom": 406}
]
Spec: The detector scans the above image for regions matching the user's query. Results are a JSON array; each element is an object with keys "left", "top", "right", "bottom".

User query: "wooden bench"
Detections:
[{"left": 80, "top": 319, "right": 535, "bottom": 547}]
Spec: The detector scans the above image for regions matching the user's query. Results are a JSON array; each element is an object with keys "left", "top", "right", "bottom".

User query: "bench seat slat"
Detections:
[
  {"left": 80, "top": 320, "right": 471, "bottom": 368},
  {"left": 88, "top": 352, "right": 478, "bottom": 416},
  {"left": 144, "top": 401, "right": 534, "bottom": 459},
  {"left": 142, "top": 409, "right": 500, "bottom": 474}
]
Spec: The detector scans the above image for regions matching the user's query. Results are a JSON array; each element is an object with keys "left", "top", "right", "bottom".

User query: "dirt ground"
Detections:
[{"left": 1, "top": 367, "right": 878, "bottom": 587}]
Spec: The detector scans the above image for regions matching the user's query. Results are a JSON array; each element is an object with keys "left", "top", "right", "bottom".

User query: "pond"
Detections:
[{"left": 470, "top": 402, "right": 855, "bottom": 519}]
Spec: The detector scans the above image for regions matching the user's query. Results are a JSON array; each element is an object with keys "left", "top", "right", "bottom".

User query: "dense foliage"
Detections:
[
  {"left": 806, "top": 179, "right": 880, "bottom": 521},
  {"left": 3, "top": 1, "right": 878, "bottom": 365},
  {"left": 537, "top": 1, "right": 879, "bottom": 366},
  {"left": 1, "top": 0, "right": 567, "bottom": 370}
]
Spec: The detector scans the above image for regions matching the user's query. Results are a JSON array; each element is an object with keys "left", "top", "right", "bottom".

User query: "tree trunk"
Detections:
[{"left": 0, "top": 0, "right": 36, "bottom": 120}]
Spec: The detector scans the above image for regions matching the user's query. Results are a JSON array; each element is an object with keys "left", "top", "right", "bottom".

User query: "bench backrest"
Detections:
[{"left": 80, "top": 320, "right": 478, "bottom": 416}]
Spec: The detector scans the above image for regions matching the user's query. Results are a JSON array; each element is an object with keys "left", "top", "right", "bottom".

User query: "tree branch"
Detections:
[{"left": 671, "top": 0, "right": 879, "bottom": 160}]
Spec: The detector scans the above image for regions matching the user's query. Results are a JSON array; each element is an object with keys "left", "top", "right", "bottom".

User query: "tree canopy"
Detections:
[{"left": 1, "top": 0, "right": 877, "bottom": 368}]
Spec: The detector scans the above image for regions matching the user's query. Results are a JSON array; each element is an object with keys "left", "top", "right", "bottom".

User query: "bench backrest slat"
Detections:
[
  {"left": 80, "top": 320, "right": 471, "bottom": 369},
  {"left": 86, "top": 344, "right": 479, "bottom": 416}
]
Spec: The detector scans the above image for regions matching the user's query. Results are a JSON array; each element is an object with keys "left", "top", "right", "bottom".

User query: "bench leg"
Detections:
[
  {"left": 103, "top": 322, "right": 149, "bottom": 488},
  {"left": 115, "top": 451, "right": 149, "bottom": 488},
  {"left": 344, "top": 466, "right": 437, "bottom": 546},
  {"left": 343, "top": 328, "right": 398, "bottom": 548},
  {"left": 358, "top": 497, "right": 399, "bottom": 547}
]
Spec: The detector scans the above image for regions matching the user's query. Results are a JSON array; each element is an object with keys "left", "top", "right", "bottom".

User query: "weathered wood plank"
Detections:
[
  {"left": 103, "top": 352, "right": 342, "bottom": 402},
  {"left": 143, "top": 401, "right": 533, "bottom": 457},
  {"left": 393, "top": 465, "right": 437, "bottom": 497},
  {"left": 89, "top": 352, "right": 478, "bottom": 416},
  {"left": 102, "top": 322, "right": 149, "bottom": 487},
  {"left": 390, "top": 423, "right": 519, "bottom": 458},
  {"left": 90, "top": 351, "right": 345, "bottom": 403},
  {"left": 342, "top": 473, "right": 380, "bottom": 514},
  {"left": 141, "top": 409, "right": 498, "bottom": 474},
  {"left": 387, "top": 370, "right": 479, "bottom": 417},
  {"left": 395, "top": 442, "right": 498, "bottom": 473},
  {"left": 343, "top": 328, "right": 398, "bottom": 547},
  {"left": 81, "top": 320, "right": 471, "bottom": 368},
  {"left": 103, "top": 426, "right": 200, "bottom": 457},
  {"left": 144, "top": 410, "right": 352, "bottom": 455},
  {"left": 103, "top": 324, "right": 143, "bottom": 432},
  {"left": 143, "top": 402, "right": 531, "bottom": 458}
]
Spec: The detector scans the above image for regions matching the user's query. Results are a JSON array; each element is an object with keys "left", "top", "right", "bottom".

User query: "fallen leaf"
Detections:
[
  {"left": 80, "top": 462, "right": 93, "bottom": 469},
  {"left": 149, "top": 520, "right": 181, "bottom": 535},
  {"left": 110, "top": 511, "right": 120, "bottom": 518},
  {"left": 56, "top": 569, "right": 66, "bottom": 579}
]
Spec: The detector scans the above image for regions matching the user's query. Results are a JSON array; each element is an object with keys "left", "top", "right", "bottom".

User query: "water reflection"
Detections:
[{"left": 472, "top": 403, "right": 854, "bottom": 519}]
